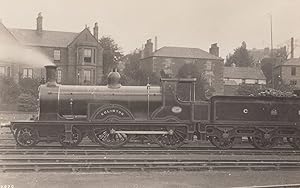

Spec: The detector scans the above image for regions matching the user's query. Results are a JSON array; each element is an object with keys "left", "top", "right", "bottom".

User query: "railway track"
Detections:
[
  {"left": 0, "top": 144, "right": 299, "bottom": 172},
  {"left": 0, "top": 145, "right": 299, "bottom": 156},
  {"left": 1, "top": 155, "right": 300, "bottom": 172}
]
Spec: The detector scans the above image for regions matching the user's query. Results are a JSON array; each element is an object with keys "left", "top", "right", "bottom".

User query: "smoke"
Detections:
[{"left": 0, "top": 38, "right": 53, "bottom": 67}]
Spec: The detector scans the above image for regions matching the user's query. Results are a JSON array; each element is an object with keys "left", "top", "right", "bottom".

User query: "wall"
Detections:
[
  {"left": 68, "top": 29, "right": 103, "bottom": 85},
  {"left": 280, "top": 65, "right": 300, "bottom": 88}
]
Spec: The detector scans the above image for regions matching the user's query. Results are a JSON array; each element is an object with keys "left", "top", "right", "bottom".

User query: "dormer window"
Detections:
[{"left": 84, "top": 49, "right": 92, "bottom": 63}]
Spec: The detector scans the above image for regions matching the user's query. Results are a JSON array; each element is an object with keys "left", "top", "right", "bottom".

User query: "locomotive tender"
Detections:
[{"left": 10, "top": 65, "right": 300, "bottom": 149}]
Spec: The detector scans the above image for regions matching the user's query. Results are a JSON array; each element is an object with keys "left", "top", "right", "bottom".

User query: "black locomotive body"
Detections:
[
  {"left": 206, "top": 96, "right": 300, "bottom": 149},
  {"left": 10, "top": 65, "right": 300, "bottom": 149}
]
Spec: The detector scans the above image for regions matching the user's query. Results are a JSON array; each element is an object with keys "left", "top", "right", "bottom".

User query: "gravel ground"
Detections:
[{"left": 1, "top": 171, "right": 300, "bottom": 188}]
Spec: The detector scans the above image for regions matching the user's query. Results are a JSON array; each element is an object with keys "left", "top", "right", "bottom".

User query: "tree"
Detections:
[
  {"left": 260, "top": 47, "right": 288, "bottom": 86},
  {"left": 176, "top": 63, "right": 214, "bottom": 100},
  {"left": 0, "top": 76, "right": 20, "bottom": 104},
  {"left": 19, "top": 77, "right": 40, "bottom": 98},
  {"left": 225, "top": 41, "right": 255, "bottom": 67},
  {"left": 99, "top": 36, "right": 123, "bottom": 75},
  {"left": 260, "top": 57, "right": 278, "bottom": 86},
  {"left": 122, "top": 51, "right": 142, "bottom": 85}
]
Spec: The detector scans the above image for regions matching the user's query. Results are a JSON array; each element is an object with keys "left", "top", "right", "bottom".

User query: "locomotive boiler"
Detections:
[{"left": 9, "top": 65, "right": 300, "bottom": 150}]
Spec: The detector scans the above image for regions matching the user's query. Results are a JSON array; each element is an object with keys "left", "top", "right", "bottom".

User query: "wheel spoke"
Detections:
[
  {"left": 59, "top": 127, "right": 82, "bottom": 147},
  {"left": 209, "top": 136, "right": 235, "bottom": 149},
  {"left": 153, "top": 127, "right": 187, "bottom": 149},
  {"left": 16, "top": 126, "right": 38, "bottom": 147},
  {"left": 93, "top": 127, "right": 130, "bottom": 148}
]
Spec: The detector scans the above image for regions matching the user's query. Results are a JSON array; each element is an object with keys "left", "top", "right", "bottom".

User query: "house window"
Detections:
[
  {"left": 7, "top": 67, "right": 10, "bottom": 77},
  {"left": 84, "top": 49, "right": 92, "bottom": 63},
  {"left": 290, "top": 80, "right": 297, "bottom": 85},
  {"left": 93, "top": 49, "right": 96, "bottom": 63},
  {"left": 57, "top": 69, "right": 62, "bottom": 83},
  {"left": 54, "top": 50, "right": 61, "bottom": 61},
  {"left": 206, "top": 61, "right": 212, "bottom": 71},
  {"left": 291, "top": 67, "right": 296, "bottom": 76},
  {"left": 23, "top": 68, "right": 33, "bottom": 78},
  {"left": 83, "top": 70, "right": 91, "bottom": 83},
  {"left": 93, "top": 69, "right": 96, "bottom": 83},
  {"left": 0, "top": 66, "right": 5, "bottom": 76}
]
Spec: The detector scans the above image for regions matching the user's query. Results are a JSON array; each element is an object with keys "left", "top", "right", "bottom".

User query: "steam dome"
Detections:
[{"left": 107, "top": 69, "right": 121, "bottom": 89}]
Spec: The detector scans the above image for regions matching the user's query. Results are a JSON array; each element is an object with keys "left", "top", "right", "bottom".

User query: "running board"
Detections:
[{"left": 115, "top": 131, "right": 169, "bottom": 135}]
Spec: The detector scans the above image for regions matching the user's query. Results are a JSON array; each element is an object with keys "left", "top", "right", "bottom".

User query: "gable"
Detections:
[
  {"left": 0, "top": 22, "right": 17, "bottom": 44},
  {"left": 68, "top": 28, "right": 99, "bottom": 47}
]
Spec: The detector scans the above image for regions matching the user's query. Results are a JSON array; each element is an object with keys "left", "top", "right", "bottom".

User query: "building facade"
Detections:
[
  {"left": 0, "top": 13, "right": 103, "bottom": 85},
  {"left": 273, "top": 58, "right": 300, "bottom": 88},
  {"left": 140, "top": 40, "right": 224, "bottom": 95},
  {"left": 223, "top": 65, "right": 266, "bottom": 95}
]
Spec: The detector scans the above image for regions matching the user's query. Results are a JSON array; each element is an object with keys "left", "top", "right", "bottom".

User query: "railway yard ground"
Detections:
[{"left": 1, "top": 111, "right": 300, "bottom": 188}]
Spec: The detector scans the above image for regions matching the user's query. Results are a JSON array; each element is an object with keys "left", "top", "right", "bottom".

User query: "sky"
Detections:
[{"left": 0, "top": 0, "right": 300, "bottom": 58}]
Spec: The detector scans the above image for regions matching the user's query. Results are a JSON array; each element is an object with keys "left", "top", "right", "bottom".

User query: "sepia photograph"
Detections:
[{"left": 0, "top": 0, "right": 300, "bottom": 187}]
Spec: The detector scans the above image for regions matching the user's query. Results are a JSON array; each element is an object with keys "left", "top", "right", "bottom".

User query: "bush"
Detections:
[
  {"left": 17, "top": 93, "right": 38, "bottom": 112},
  {"left": 0, "top": 76, "right": 20, "bottom": 104}
]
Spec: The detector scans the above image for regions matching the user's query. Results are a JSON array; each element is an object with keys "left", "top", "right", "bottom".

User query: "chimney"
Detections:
[
  {"left": 291, "top": 37, "right": 294, "bottom": 59},
  {"left": 144, "top": 39, "right": 153, "bottom": 57},
  {"left": 154, "top": 36, "right": 158, "bottom": 51},
  {"left": 36, "top": 12, "right": 43, "bottom": 34},
  {"left": 209, "top": 43, "right": 219, "bottom": 57},
  {"left": 45, "top": 65, "right": 57, "bottom": 87},
  {"left": 93, "top": 22, "right": 99, "bottom": 40}
]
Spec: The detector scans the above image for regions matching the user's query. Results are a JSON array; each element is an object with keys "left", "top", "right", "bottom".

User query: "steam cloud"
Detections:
[{"left": 0, "top": 36, "right": 53, "bottom": 67}]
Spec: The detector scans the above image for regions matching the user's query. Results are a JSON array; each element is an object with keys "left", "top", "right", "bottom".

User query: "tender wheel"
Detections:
[
  {"left": 152, "top": 127, "right": 187, "bottom": 149},
  {"left": 93, "top": 127, "right": 131, "bottom": 148},
  {"left": 209, "top": 136, "right": 235, "bottom": 150},
  {"left": 251, "top": 136, "right": 276, "bottom": 150},
  {"left": 287, "top": 137, "right": 300, "bottom": 149},
  {"left": 15, "top": 126, "right": 38, "bottom": 147},
  {"left": 59, "top": 127, "right": 83, "bottom": 147}
]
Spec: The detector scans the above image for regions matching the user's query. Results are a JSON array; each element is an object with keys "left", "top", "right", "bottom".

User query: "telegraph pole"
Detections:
[
  {"left": 269, "top": 13, "right": 274, "bottom": 88},
  {"left": 270, "top": 13, "right": 273, "bottom": 58}
]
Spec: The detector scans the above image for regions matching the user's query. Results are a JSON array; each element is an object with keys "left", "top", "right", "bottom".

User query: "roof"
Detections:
[
  {"left": 224, "top": 66, "right": 266, "bottom": 80},
  {"left": 0, "top": 22, "right": 18, "bottom": 43},
  {"left": 146, "top": 46, "right": 222, "bottom": 60},
  {"left": 8, "top": 28, "right": 78, "bottom": 48}
]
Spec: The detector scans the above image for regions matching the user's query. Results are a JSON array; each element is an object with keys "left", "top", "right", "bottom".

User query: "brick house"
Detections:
[
  {"left": 140, "top": 40, "right": 224, "bottom": 95},
  {"left": 273, "top": 58, "right": 300, "bottom": 88},
  {"left": 223, "top": 64, "right": 266, "bottom": 95},
  {"left": 0, "top": 13, "right": 103, "bottom": 85}
]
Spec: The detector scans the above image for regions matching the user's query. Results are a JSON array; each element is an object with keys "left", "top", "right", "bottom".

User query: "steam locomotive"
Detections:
[{"left": 9, "top": 65, "right": 300, "bottom": 149}]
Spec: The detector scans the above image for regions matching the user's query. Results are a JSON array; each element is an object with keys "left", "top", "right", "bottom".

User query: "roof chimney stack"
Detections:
[
  {"left": 143, "top": 39, "right": 153, "bottom": 58},
  {"left": 209, "top": 43, "right": 219, "bottom": 57},
  {"left": 291, "top": 37, "right": 294, "bottom": 59},
  {"left": 36, "top": 12, "right": 43, "bottom": 34},
  {"left": 93, "top": 22, "right": 99, "bottom": 40}
]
